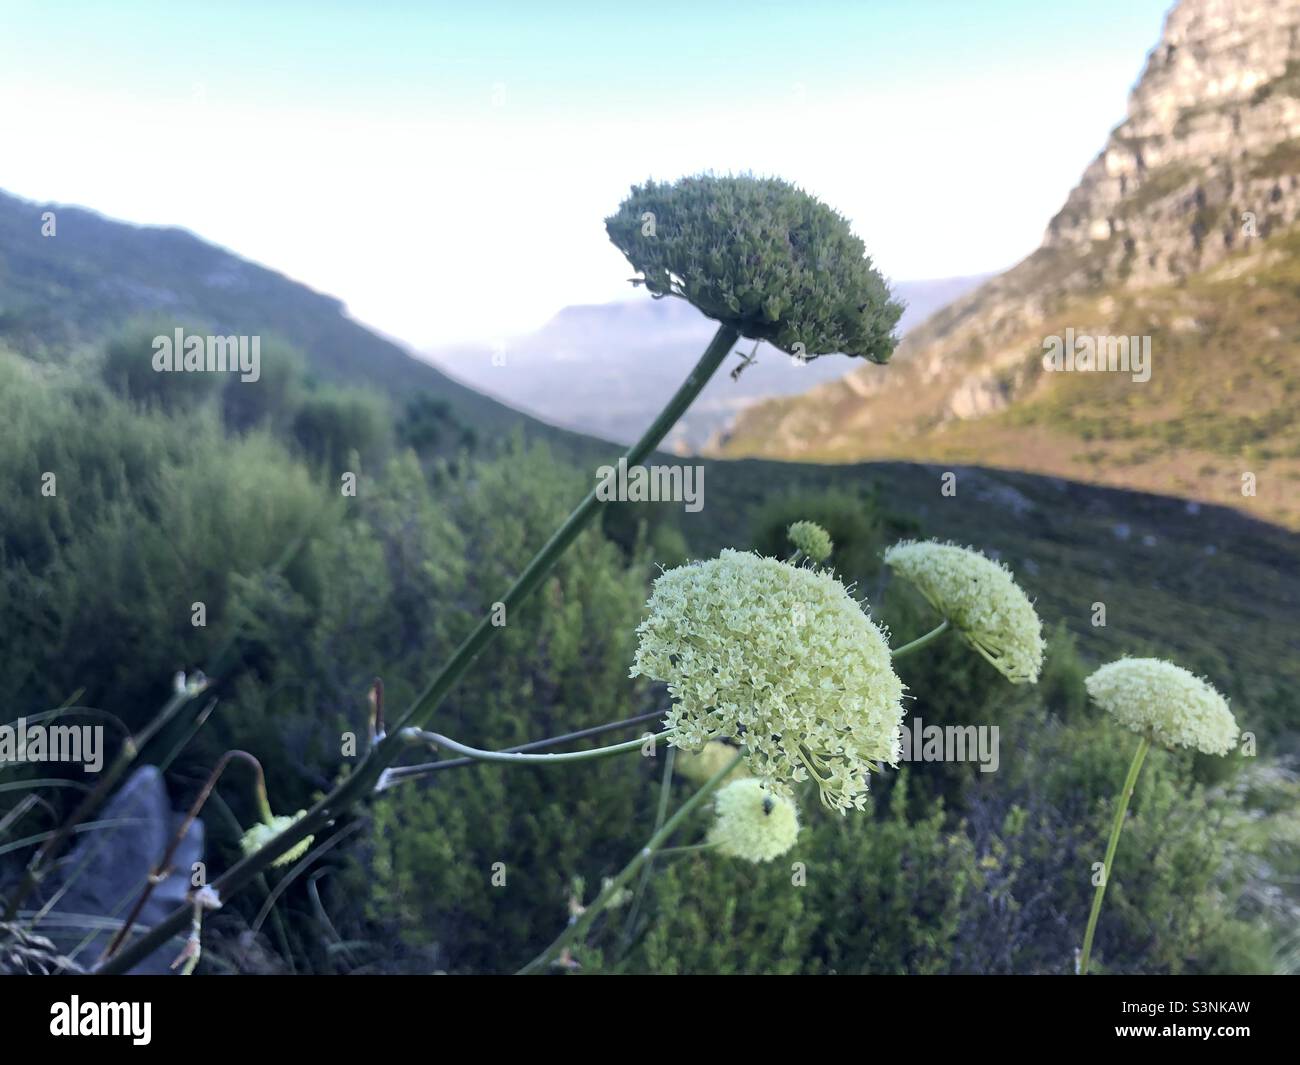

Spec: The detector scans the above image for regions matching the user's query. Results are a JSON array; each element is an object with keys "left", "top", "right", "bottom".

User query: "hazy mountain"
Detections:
[
  {"left": 717, "top": 0, "right": 1300, "bottom": 530},
  {"left": 423, "top": 276, "right": 987, "bottom": 452},
  {"left": 0, "top": 189, "right": 579, "bottom": 447}
]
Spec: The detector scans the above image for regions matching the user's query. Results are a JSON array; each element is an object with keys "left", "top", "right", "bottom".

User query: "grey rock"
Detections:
[{"left": 42, "top": 765, "right": 203, "bottom": 974}]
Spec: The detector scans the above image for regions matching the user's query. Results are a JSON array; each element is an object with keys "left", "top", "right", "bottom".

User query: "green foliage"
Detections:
[
  {"left": 954, "top": 705, "right": 1271, "bottom": 975},
  {"left": 102, "top": 316, "right": 222, "bottom": 411},
  {"left": 0, "top": 353, "right": 330, "bottom": 727},
  {"left": 221, "top": 340, "right": 306, "bottom": 433},
  {"left": 396, "top": 393, "right": 476, "bottom": 454},
  {"left": 291, "top": 387, "right": 390, "bottom": 471},
  {"left": 364, "top": 445, "right": 655, "bottom": 972},
  {"left": 0, "top": 341, "right": 1287, "bottom": 976},
  {"left": 605, "top": 174, "right": 902, "bottom": 361}
]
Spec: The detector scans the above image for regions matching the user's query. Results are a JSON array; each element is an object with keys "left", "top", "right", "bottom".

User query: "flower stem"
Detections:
[
  {"left": 619, "top": 746, "right": 676, "bottom": 950},
  {"left": 518, "top": 750, "right": 743, "bottom": 974},
  {"left": 94, "top": 322, "right": 740, "bottom": 976},
  {"left": 400, "top": 727, "right": 674, "bottom": 765},
  {"left": 655, "top": 842, "right": 719, "bottom": 856},
  {"left": 891, "top": 619, "right": 950, "bottom": 659},
  {"left": 380, "top": 708, "right": 667, "bottom": 787},
  {"left": 1078, "top": 734, "right": 1150, "bottom": 975}
]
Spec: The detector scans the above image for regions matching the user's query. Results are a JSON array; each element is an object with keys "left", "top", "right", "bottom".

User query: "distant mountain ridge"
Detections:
[
  {"left": 718, "top": 0, "right": 1300, "bottom": 530},
  {"left": 425, "top": 275, "right": 988, "bottom": 452}
]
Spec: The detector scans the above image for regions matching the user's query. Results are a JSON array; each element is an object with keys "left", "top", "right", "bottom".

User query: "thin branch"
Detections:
[
  {"left": 399, "top": 726, "right": 672, "bottom": 767},
  {"left": 378, "top": 708, "right": 667, "bottom": 787}
]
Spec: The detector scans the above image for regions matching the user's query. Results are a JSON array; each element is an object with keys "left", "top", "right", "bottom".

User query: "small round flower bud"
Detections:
[
  {"left": 707, "top": 779, "right": 800, "bottom": 862},
  {"left": 787, "top": 521, "right": 833, "bottom": 563}
]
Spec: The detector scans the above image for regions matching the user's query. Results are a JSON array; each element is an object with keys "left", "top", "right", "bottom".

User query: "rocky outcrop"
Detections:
[
  {"left": 718, "top": 0, "right": 1300, "bottom": 509},
  {"left": 1046, "top": 0, "right": 1300, "bottom": 284}
]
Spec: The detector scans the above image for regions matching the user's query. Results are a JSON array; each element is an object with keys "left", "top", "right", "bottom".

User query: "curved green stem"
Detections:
[
  {"left": 891, "top": 619, "right": 950, "bottom": 659},
  {"left": 620, "top": 746, "right": 676, "bottom": 951},
  {"left": 381, "top": 708, "right": 666, "bottom": 787},
  {"left": 94, "top": 322, "right": 740, "bottom": 976},
  {"left": 1079, "top": 734, "right": 1150, "bottom": 975},
  {"left": 518, "top": 750, "right": 743, "bottom": 974},
  {"left": 401, "top": 727, "right": 674, "bottom": 765}
]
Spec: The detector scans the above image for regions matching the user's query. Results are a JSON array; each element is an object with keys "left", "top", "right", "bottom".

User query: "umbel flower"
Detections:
[
  {"left": 677, "top": 739, "right": 749, "bottom": 785},
  {"left": 1078, "top": 657, "right": 1239, "bottom": 975},
  {"left": 606, "top": 174, "right": 903, "bottom": 363},
  {"left": 883, "top": 540, "right": 1044, "bottom": 684},
  {"left": 630, "top": 549, "right": 905, "bottom": 812},
  {"left": 788, "top": 520, "right": 833, "bottom": 564},
  {"left": 240, "top": 811, "right": 314, "bottom": 868},
  {"left": 707, "top": 779, "right": 800, "bottom": 862},
  {"left": 1085, "top": 658, "right": 1239, "bottom": 756}
]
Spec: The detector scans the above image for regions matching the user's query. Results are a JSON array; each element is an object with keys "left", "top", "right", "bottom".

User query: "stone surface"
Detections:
[{"left": 41, "top": 765, "right": 203, "bottom": 974}]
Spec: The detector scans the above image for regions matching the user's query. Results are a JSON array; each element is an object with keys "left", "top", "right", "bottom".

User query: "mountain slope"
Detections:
[
  {"left": 0, "top": 189, "right": 580, "bottom": 445},
  {"left": 717, "top": 0, "right": 1300, "bottom": 530}
]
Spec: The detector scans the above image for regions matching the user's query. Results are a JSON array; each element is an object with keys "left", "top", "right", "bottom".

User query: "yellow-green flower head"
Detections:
[
  {"left": 1085, "top": 658, "right": 1239, "bottom": 756},
  {"left": 676, "top": 740, "right": 748, "bottom": 786},
  {"left": 707, "top": 778, "right": 800, "bottom": 862},
  {"left": 240, "top": 811, "right": 314, "bottom": 867},
  {"left": 788, "top": 521, "right": 833, "bottom": 564},
  {"left": 883, "top": 540, "right": 1044, "bottom": 684},
  {"left": 630, "top": 549, "right": 905, "bottom": 812}
]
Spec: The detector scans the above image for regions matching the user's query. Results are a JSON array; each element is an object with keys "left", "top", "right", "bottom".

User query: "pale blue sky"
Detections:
[{"left": 1, "top": 1, "right": 1173, "bottom": 346}]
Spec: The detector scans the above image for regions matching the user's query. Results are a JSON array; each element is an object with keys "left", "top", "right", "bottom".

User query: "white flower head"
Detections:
[
  {"left": 884, "top": 540, "right": 1044, "bottom": 683},
  {"left": 1085, "top": 657, "right": 1239, "bottom": 756},
  {"left": 707, "top": 778, "right": 800, "bottom": 862},
  {"left": 240, "top": 811, "right": 314, "bottom": 867},
  {"left": 630, "top": 549, "right": 905, "bottom": 812}
]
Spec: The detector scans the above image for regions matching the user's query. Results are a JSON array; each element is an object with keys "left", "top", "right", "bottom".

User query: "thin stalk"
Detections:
[
  {"left": 1079, "top": 735, "right": 1150, "bottom": 975},
  {"left": 95, "top": 322, "right": 739, "bottom": 976},
  {"left": 0, "top": 795, "right": 43, "bottom": 840},
  {"left": 3, "top": 688, "right": 193, "bottom": 918},
  {"left": 0, "top": 706, "right": 131, "bottom": 749},
  {"left": 251, "top": 820, "right": 363, "bottom": 935},
  {"left": 891, "top": 619, "right": 950, "bottom": 659},
  {"left": 0, "top": 819, "right": 144, "bottom": 858},
  {"left": 380, "top": 708, "right": 667, "bottom": 786},
  {"left": 655, "top": 842, "right": 720, "bottom": 856},
  {"left": 401, "top": 727, "right": 673, "bottom": 766},
  {"left": 155, "top": 698, "right": 220, "bottom": 775},
  {"left": 518, "top": 750, "right": 743, "bottom": 974},
  {"left": 0, "top": 779, "right": 93, "bottom": 795},
  {"left": 620, "top": 746, "right": 676, "bottom": 950}
]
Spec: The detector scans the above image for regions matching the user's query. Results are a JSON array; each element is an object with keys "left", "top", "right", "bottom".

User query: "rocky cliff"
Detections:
[{"left": 717, "top": 0, "right": 1300, "bottom": 529}]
